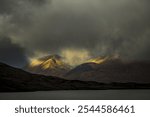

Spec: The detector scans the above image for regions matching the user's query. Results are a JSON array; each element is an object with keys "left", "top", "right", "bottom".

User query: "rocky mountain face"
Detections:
[{"left": 25, "top": 55, "right": 71, "bottom": 77}]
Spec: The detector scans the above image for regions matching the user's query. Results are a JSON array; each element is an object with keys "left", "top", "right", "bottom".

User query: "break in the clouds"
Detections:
[{"left": 0, "top": 0, "right": 150, "bottom": 66}]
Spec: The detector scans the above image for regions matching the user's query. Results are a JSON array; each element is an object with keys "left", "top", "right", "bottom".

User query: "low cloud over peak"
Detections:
[{"left": 0, "top": 0, "right": 150, "bottom": 67}]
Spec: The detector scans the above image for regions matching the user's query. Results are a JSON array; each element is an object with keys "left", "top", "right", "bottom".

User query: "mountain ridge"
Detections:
[
  {"left": 25, "top": 54, "right": 150, "bottom": 83},
  {"left": 65, "top": 59, "right": 150, "bottom": 83},
  {"left": 25, "top": 54, "right": 71, "bottom": 77},
  {"left": 1, "top": 62, "right": 150, "bottom": 92}
]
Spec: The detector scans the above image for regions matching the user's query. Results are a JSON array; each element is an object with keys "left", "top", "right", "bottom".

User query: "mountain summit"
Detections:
[
  {"left": 25, "top": 55, "right": 71, "bottom": 77},
  {"left": 65, "top": 57, "right": 150, "bottom": 83},
  {"left": 86, "top": 56, "right": 109, "bottom": 64}
]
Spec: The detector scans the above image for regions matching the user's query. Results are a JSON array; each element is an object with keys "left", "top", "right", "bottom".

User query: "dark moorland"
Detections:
[{"left": 0, "top": 62, "right": 150, "bottom": 92}]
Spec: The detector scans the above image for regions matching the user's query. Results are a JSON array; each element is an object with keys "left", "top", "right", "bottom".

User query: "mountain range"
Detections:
[
  {"left": 26, "top": 55, "right": 150, "bottom": 83},
  {"left": 0, "top": 62, "right": 103, "bottom": 92},
  {"left": 1, "top": 62, "right": 150, "bottom": 92},
  {"left": 1, "top": 54, "right": 150, "bottom": 92}
]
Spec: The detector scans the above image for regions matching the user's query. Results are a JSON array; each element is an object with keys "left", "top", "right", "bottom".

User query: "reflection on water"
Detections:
[{"left": 0, "top": 90, "right": 150, "bottom": 100}]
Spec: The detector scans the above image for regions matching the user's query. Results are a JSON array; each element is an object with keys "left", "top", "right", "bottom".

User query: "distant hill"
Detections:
[
  {"left": 1, "top": 62, "right": 150, "bottom": 92},
  {"left": 0, "top": 62, "right": 99, "bottom": 91},
  {"left": 65, "top": 58, "right": 150, "bottom": 83},
  {"left": 25, "top": 55, "right": 71, "bottom": 77}
]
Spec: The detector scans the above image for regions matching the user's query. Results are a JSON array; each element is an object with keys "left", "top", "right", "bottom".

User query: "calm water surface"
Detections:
[{"left": 0, "top": 90, "right": 150, "bottom": 100}]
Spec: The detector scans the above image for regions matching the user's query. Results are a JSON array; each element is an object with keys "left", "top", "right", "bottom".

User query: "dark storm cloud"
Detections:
[
  {"left": 0, "top": 36, "right": 28, "bottom": 67},
  {"left": 0, "top": 0, "right": 47, "bottom": 28},
  {"left": 0, "top": 0, "right": 150, "bottom": 62},
  {"left": 0, "top": 0, "right": 48, "bottom": 67},
  {"left": 0, "top": 0, "right": 16, "bottom": 14},
  {"left": 0, "top": 0, "right": 46, "bottom": 14}
]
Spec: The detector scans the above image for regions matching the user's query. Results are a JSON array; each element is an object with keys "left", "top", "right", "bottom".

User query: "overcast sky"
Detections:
[{"left": 0, "top": 0, "right": 150, "bottom": 67}]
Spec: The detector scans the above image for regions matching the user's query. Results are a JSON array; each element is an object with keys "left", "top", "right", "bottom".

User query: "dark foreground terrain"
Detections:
[{"left": 0, "top": 62, "right": 150, "bottom": 92}]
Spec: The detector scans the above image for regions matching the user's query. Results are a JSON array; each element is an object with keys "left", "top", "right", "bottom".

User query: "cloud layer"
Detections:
[
  {"left": 0, "top": 0, "right": 150, "bottom": 66},
  {"left": 0, "top": 36, "right": 27, "bottom": 67}
]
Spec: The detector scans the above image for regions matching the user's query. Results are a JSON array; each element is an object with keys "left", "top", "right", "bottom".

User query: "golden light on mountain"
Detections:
[
  {"left": 41, "top": 58, "right": 67, "bottom": 70},
  {"left": 30, "top": 59, "right": 43, "bottom": 67},
  {"left": 42, "top": 59, "right": 55, "bottom": 69},
  {"left": 28, "top": 55, "right": 71, "bottom": 72},
  {"left": 26, "top": 55, "right": 71, "bottom": 77},
  {"left": 87, "top": 56, "right": 108, "bottom": 64}
]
